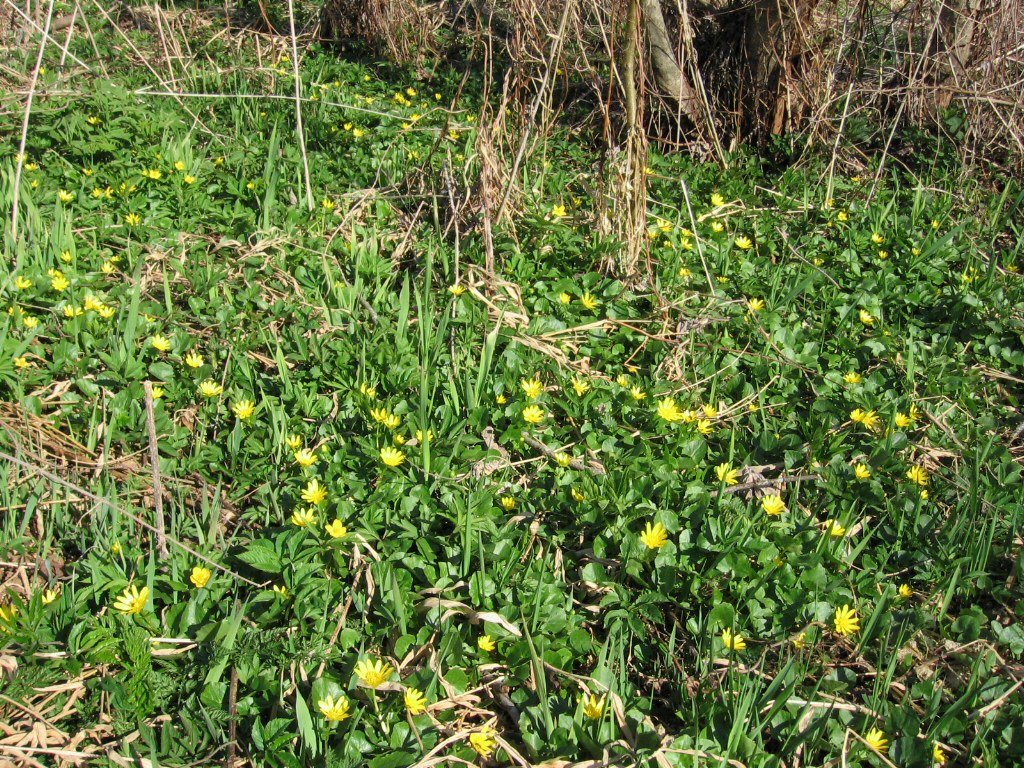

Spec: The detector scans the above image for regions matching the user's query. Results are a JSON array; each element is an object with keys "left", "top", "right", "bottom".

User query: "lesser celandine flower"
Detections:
[
  {"left": 325, "top": 519, "right": 348, "bottom": 538},
  {"left": 13, "top": 356, "right": 31, "bottom": 369},
  {"left": 150, "top": 334, "right": 171, "bottom": 352},
  {"left": 855, "top": 463, "right": 872, "bottom": 480},
  {"left": 15, "top": 276, "right": 32, "bottom": 290},
  {"left": 581, "top": 292, "right": 600, "bottom": 310},
  {"left": 871, "top": 232, "right": 884, "bottom": 244},
  {"left": 294, "top": 448, "right": 317, "bottom": 467},
  {"left": 711, "top": 192, "right": 726, "bottom": 207},
  {"left": 554, "top": 451, "right": 572, "bottom": 468},
  {"left": 572, "top": 378, "right": 590, "bottom": 396},
  {"left": 582, "top": 693, "right": 605, "bottom": 720},
  {"left": 656, "top": 397, "right": 684, "bottom": 423},
  {"left": 51, "top": 274, "right": 70, "bottom": 292},
  {"left": 859, "top": 309, "right": 875, "bottom": 326},
  {"left": 630, "top": 386, "right": 646, "bottom": 401},
  {"left": 359, "top": 382, "right": 378, "bottom": 399},
  {"left": 198, "top": 380, "right": 223, "bottom": 398},
  {"left": 477, "top": 634, "right": 496, "bottom": 652},
  {"left": 301, "top": 478, "right": 327, "bottom": 505},
  {"left": 404, "top": 688, "right": 428, "bottom": 715},
  {"left": 933, "top": 744, "right": 947, "bottom": 764},
  {"left": 355, "top": 658, "right": 394, "bottom": 688},
  {"left": 721, "top": 627, "right": 746, "bottom": 651},
  {"left": 522, "top": 404, "right": 546, "bottom": 424},
  {"left": 895, "top": 412, "right": 911, "bottom": 428},
  {"left": 734, "top": 235, "right": 753, "bottom": 250},
  {"left": 58, "top": 189, "right": 75, "bottom": 203},
  {"left": 469, "top": 725, "right": 498, "bottom": 758},
  {"left": 500, "top": 496, "right": 515, "bottom": 510},
  {"left": 850, "top": 408, "right": 881, "bottom": 432},
  {"left": 448, "top": 283, "right": 467, "bottom": 296},
  {"left": 570, "top": 488, "right": 585, "bottom": 502},
  {"left": 715, "top": 463, "right": 740, "bottom": 485},
  {"left": 113, "top": 584, "right": 149, "bottom": 615},
  {"left": 907, "top": 465, "right": 929, "bottom": 485},
  {"left": 231, "top": 399, "right": 255, "bottom": 419},
  {"left": 42, "top": 588, "right": 59, "bottom": 605},
  {"left": 185, "top": 351, "right": 204, "bottom": 368},
  {"left": 640, "top": 521, "right": 668, "bottom": 549},
  {"left": 496, "top": 393, "right": 507, "bottom": 405},
  {"left": 826, "top": 520, "right": 847, "bottom": 537},
  {"left": 521, "top": 377, "right": 543, "bottom": 399},
  {"left": 286, "top": 434, "right": 303, "bottom": 450},
  {"left": 696, "top": 419, "right": 714, "bottom": 435},
  {"left": 792, "top": 632, "right": 807, "bottom": 649},
  {"left": 318, "top": 694, "right": 351, "bottom": 722},
  {"left": 559, "top": 292, "right": 571, "bottom": 304},
  {"left": 833, "top": 605, "right": 860, "bottom": 636},
  {"left": 864, "top": 728, "right": 889, "bottom": 754},
  {"left": 844, "top": 371, "right": 862, "bottom": 384},
  {"left": 291, "top": 508, "right": 317, "bottom": 527},
  {"left": 747, "top": 297, "right": 765, "bottom": 313},
  {"left": 380, "top": 446, "right": 405, "bottom": 467},
  {"left": 898, "top": 584, "right": 913, "bottom": 599},
  {"left": 761, "top": 494, "right": 786, "bottom": 516},
  {"left": 551, "top": 204, "right": 567, "bottom": 218},
  {"left": 190, "top": 566, "right": 212, "bottom": 589},
  {"left": 272, "top": 584, "right": 288, "bottom": 597},
  {"left": 382, "top": 412, "right": 401, "bottom": 429}
]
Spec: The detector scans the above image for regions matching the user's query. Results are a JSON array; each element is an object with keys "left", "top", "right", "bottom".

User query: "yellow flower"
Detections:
[
  {"left": 571, "top": 487, "right": 586, "bottom": 502},
  {"left": 898, "top": 583, "right": 913, "bottom": 599},
  {"left": 711, "top": 220, "right": 725, "bottom": 233},
  {"left": 878, "top": 249, "right": 889, "bottom": 260},
  {"left": 907, "top": 465, "right": 929, "bottom": 486},
  {"left": 551, "top": 204, "right": 567, "bottom": 218},
  {"left": 58, "top": 189, "right": 75, "bottom": 203},
  {"left": 151, "top": 386, "right": 165, "bottom": 399},
  {"left": 291, "top": 508, "right": 317, "bottom": 527},
  {"left": 864, "top": 728, "right": 889, "bottom": 754},
  {"left": 850, "top": 408, "right": 880, "bottom": 432},
  {"left": 747, "top": 297, "right": 765, "bottom": 313},
  {"left": 553, "top": 451, "right": 572, "bottom": 468},
  {"left": 185, "top": 351, "right": 204, "bottom": 368},
  {"left": 895, "top": 412, "right": 911, "bottom": 428},
  {"left": 521, "top": 377, "right": 544, "bottom": 399},
  {"left": 352, "top": 128, "right": 365, "bottom": 138},
  {"left": 616, "top": 374, "right": 631, "bottom": 387},
  {"left": 678, "top": 266, "right": 693, "bottom": 279},
  {"left": 844, "top": 371, "right": 862, "bottom": 384},
  {"left": 711, "top": 192, "right": 726, "bottom": 207},
  {"left": 294, "top": 448, "right": 318, "bottom": 467},
  {"left": 855, "top": 463, "right": 872, "bottom": 480},
  {"left": 559, "top": 292, "right": 571, "bottom": 304},
  {"left": 582, "top": 693, "right": 605, "bottom": 720},
  {"left": 496, "top": 393, "right": 507, "bottom": 405},
  {"left": 909, "top": 403, "right": 922, "bottom": 422},
  {"left": 931, "top": 218, "right": 941, "bottom": 230},
  {"left": 273, "top": 584, "right": 289, "bottom": 597},
  {"left": 477, "top": 634, "right": 496, "bottom": 652},
  {"left": 571, "top": 378, "right": 590, "bottom": 396},
  {"left": 580, "top": 292, "right": 600, "bottom": 311},
  {"left": 822, "top": 518, "right": 846, "bottom": 537},
  {"left": 318, "top": 694, "right": 351, "bottom": 722},
  {"left": 469, "top": 725, "right": 498, "bottom": 758},
  {"left": 791, "top": 632, "right": 807, "bottom": 650},
  {"left": 630, "top": 386, "right": 646, "bottom": 401},
  {"left": 497, "top": 495, "right": 516, "bottom": 511},
  {"left": 150, "top": 334, "right": 172, "bottom": 352},
  {"left": 449, "top": 282, "right": 467, "bottom": 296},
  {"left": 380, "top": 446, "right": 406, "bottom": 467},
  {"left": 13, "top": 356, "right": 31, "bottom": 369},
  {"left": 355, "top": 657, "right": 394, "bottom": 688},
  {"left": 702, "top": 404, "right": 719, "bottom": 419},
  {"left": 359, "top": 382, "right": 378, "bottom": 399},
  {"left": 833, "top": 604, "right": 860, "bottom": 636},
  {"left": 640, "top": 521, "right": 668, "bottom": 550},
  {"left": 382, "top": 412, "right": 401, "bottom": 430},
  {"left": 51, "top": 274, "right": 70, "bottom": 292},
  {"left": 110, "top": 541, "right": 122, "bottom": 555},
  {"left": 859, "top": 309, "right": 875, "bottom": 326},
  {"left": 715, "top": 463, "right": 741, "bottom": 486},
  {"left": 696, "top": 419, "right": 714, "bottom": 435},
  {"left": 404, "top": 687, "right": 428, "bottom": 715},
  {"left": 15, "top": 276, "right": 32, "bottom": 290},
  {"left": 369, "top": 406, "right": 390, "bottom": 424},
  {"left": 414, "top": 429, "right": 433, "bottom": 442},
  {"left": 286, "top": 434, "right": 303, "bottom": 450},
  {"left": 183, "top": 175, "right": 196, "bottom": 184},
  {"left": 734, "top": 235, "right": 753, "bottom": 250},
  {"left": 60, "top": 250, "right": 73, "bottom": 263},
  {"left": 656, "top": 397, "right": 684, "bottom": 423},
  {"left": 231, "top": 399, "right": 256, "bottom": 419},
  {"left": 522, "top": 405, "right": 546, "bottom": 424},
  {"left": 42, "top": 588, "right": 59, "bottom": 605},
  {"left": 721, "top": 627, "right": 746, "bottom": 651},
  {"left": 933, "top": 744, "right": 947, "bottom": 764},
  {"left": 142, "top": 168, "right": 163, "bottom": 180},
  {"left": 124, "top": 213, "right": 142, "bottom": 226},
  {"left": 321, "top": 197, "right": 336, "bottom": 211},
  {"left": 871, "top": 232, "right": 884, "bottom": 244},
  {"left": 113, "top": 584, "right": 149, "bottom": 615},
  {"left": 198, "top": 380, "right": 223, "bottom": 398},
  {"left": 325, "top": 519, "right": 348, "bottom": 538},
  {"left": 190, "top": 566, "right": 212, "bottom": 589},
  {"left": 761, "top": 495, "right": 786, "bottom": 516},
  {"left": 301, "top": 478, "right": 328, "bottom": 505}
]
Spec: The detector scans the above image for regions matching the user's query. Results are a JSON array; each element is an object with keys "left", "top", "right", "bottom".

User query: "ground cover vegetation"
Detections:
[{"left": 1, "top": 3, "right": 1023, "bottom": 767}]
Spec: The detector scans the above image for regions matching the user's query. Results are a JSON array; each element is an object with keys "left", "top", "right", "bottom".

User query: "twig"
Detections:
[{"left": 143, "top": 381, "right": 168, "bottom": 559}]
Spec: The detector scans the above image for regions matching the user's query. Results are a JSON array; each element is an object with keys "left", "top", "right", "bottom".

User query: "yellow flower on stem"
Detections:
[
  {"left": 833, "top": 604, "right": 860, "bottom": 636},
  {"left": 184, "top": 351, "right": 204, "bottom": 368},
  {"left": 907, "top": 465, "right": 929, "bottom": 486},
  {"left": 855, "top": 463, "right": 872, "bottom": 480},
  {"left": 571, "top": 487, "right": 586, "bottom": 502},
  {"left": 850, "top": 408, "right": 880, "bottom": 432},
  {"left": 449, "top": 283, "right": 467, "bottom": 296},
  {"left": 715, "top": 463, "right": 741, "bottom": 485},
  {"left": 469, "top": 725, "right": 498, "bottom": 758},
  {"left": 640, "top": 521, "right": 668, "bottom": 550},
  {"left": 522, "top": 405, "right": 546, "bottom": 424},
  {"left": 711, "top": 192, "right": 726, "bottom": 207},
  {"left": 198, "top": 380, "right": 223, "bottom": 398},
  {"left": 286, "top": 434, "right": 303, "bottom": 450},
  {"left": 581, "top": 693, "right": 605, "bottom": 720},
  {"left": 404, "top": 688, "right": 428, "bottom": 715},
  {"left": 521, "top": 378, "right": 544, "bottom": 399},
  {"left": 859, "top": 308, "right": 875, "bottom": 326},
  {"left": 325, "top": 519, "right": 348, "bottom": 538},
  {"left": 354, "top": 657, "right": 394, "bottom": 688},
  {"left": 301, "top": 478, "right": 327, "bottom": 505},
  {"left": 291, "top": 508, "right": 317, "bottom": 527},
  {"left": 553, "top": 451, "right": 572, "bottom": 468},
  {"left": 844, "top": 371, "right": 862, "bottom": 384},
  {"left": 190, "top": 566, "right": 212, "bottom": 589},
  {"left": 51, "top": 274, "right": 70, "bottom": 292},
  {"left": 933, "top": 744, "right": 947, "bottom": 764},
  {"left": 581, "top": 292, "right": 600, "bottom": 310},
  {"left": 551, "top": 204, "right": 567, "bottom": 218},
  {"left": 747, "top": 297, "right": 765, "bottom": 313},
  {"left": 559, "top": 292, "right": 571, "bottom": 304},
  {"left": 571, "top": 378, "right": 590, "bottom": 396},
  {"left": 895, "top": 412, "right": 911, "bottom": 428},
  {"left": 656, "top": 397, "right": 684, "bottom": 423},
  {"left": 318, "top": 694, "right": 351, "bottom": 722},
  {"left": 864, "top": 728, "right": 889, "bottom": 754},
  {"left": 294, "top": 448, "right": 318, "bottom": 467},
  {"left": 113, "top": 584, "right": 149, "bottom": 615},
  {"left": 477, "top": 634, "right": 496, "bottom": 652},
  {"left": 231, "top": 399, "right": 255, "bottom": 419},
  {"left": 898, "top": 584, "right": 913, "bottom": 599},
  {"left": 500, "top": 496, "right": 515, "bottom": 511},
  {"left": 42, "top": 588, "right": 59, "bottom": 605},
  {"left": 630, "top": 386, "right": 646, "bottom": 401},
  {"left": 826, "top": 520, "right": 847, "bottom": 537},
  {"left": 15, "top": 276, "right": 32, "bottom": 290},
  {"left": 721, "top": 627, "right": 746, "bottom": 651},
  {"left": 380, "top": 446, "right": 406, "bottom": 467},
  {"left": 761, "top": 494, "right": 786, "bottom": 516},
  {"left": 150, "top": 334, "right": 172, "bottom": 353},
  {"left": 58, "top": 190, "right": 75, "bottom": 203}
]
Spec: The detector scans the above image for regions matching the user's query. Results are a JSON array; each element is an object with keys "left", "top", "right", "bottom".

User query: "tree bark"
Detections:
[{"left": 640, "top": 0, "right": 704, "bottom": 125}]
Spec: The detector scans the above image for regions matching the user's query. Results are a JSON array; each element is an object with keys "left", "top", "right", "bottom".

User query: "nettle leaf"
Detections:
[{"left": 237, "top": 540, "right": 282, "bottom": 573}]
